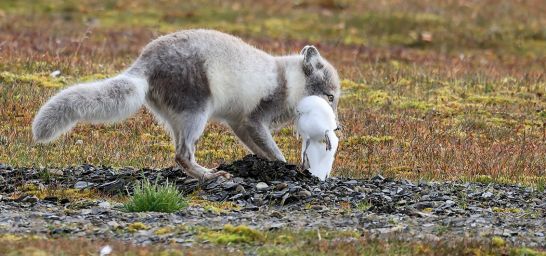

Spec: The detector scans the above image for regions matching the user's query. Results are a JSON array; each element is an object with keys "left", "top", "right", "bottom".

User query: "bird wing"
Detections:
[
  {"left": 319, "top": 130, "right": 339, "bottom": 179},
  {"left": 306, "top": 140, "right": 329, "bottom": 181}
]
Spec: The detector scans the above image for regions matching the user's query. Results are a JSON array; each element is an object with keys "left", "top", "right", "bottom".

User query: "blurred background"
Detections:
[{"left": 0, "top": 0, "right": 544, "bottom": 187}]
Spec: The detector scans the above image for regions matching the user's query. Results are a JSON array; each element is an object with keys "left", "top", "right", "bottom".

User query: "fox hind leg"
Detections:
[{"left": 173, "top": 111, "right": 231, "bottom": 181}]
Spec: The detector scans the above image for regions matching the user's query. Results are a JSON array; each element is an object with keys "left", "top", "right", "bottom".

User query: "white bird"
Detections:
[{"left": 296, "top": 95, "right": 340, "bottom": 181}]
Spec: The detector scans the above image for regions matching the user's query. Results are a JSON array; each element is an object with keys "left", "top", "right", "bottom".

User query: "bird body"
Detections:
[{"left": 296, "top": 96, "right": 339, "bottom": 180}]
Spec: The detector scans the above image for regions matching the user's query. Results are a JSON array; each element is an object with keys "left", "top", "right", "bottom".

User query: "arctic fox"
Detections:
[
  {"left": 296, "top": 96, "right": 339, "bottom": 181},
  {"left": 32, "top": 29, "right": 341, "bottom": 181}
]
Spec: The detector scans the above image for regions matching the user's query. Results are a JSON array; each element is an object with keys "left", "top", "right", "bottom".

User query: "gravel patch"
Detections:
[{"left": 0, "top": 155, "right": 544, "bottom": 248}]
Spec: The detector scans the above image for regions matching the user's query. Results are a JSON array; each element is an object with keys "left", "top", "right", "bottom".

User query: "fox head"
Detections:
[{"left": 300, "top": 45, "right": 341, "bottom": 129}]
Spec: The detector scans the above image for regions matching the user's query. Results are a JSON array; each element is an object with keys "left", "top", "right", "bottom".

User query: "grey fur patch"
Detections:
[
  {"left": 145, "top": 52, "right": 211, "bottom": 112},
  {"left": 250, "top": 61, "right": 289, "bottom": 124}
]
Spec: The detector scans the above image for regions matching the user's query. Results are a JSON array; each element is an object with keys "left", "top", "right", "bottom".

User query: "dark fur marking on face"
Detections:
[
  {"left": 315, "top": 62, "right": 324, "bottom": 70},
  {"left": 146, "top": 52, "right": 211, "bottom": 112},
  {"left": 250, "top": 61, "right": 288, "bottom": 123}
]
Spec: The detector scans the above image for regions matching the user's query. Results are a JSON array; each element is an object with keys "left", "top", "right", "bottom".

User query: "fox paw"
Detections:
[{"left": 203, "top": 170, "right": 232, "bottom": 180}]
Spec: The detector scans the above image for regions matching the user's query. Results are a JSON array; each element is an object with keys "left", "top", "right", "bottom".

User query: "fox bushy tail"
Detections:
[{"left": 32, "top": 73, "right": 148, "bottom": 143}]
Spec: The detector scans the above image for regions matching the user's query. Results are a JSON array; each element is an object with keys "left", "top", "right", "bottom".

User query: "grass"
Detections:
[
  {"left": 0, "top": 0, "right": 544, "bottom": 189},
  {"left": 1, "top": 229, "right": 544, "bottom": 256},
  {"left": 123, "top": 178, "right": 188, "bottom": 213}
]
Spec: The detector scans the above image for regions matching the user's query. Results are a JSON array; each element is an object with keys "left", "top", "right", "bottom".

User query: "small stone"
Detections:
[
  {"left": 75, "top": 139, "right": 84, "bottom": 145},
  {"left": 256, "top": 182, "right": 269, "bottom": 190},
  {"left": 280, "top": 193, "right": 290, "bottom": 205},
  {"left": 98, "top": 201, "right": 111, "bottom": 209},
  {"left": 444, "top": 200, "right": 455, "bottom": 207},
  {"left": 482, "top": 191, "right": 493, "bottom": 199},
  {"left": 17, "top": 195, "right": 39, "bottom": 203},
  {"left": 107, "top": 221, "right": 120, "bottom": 228},
  {"left": 50, "top": 70, "right": 61, "bottom": 77},
  {"left": 343, "top": 180, "right": 358, "bottom": 185},
  {"left": 502, "top": 229, "right": 517, "bottom": 237},
  {"left": 254, "top": 197, "right": 264, "bottom": 206},
  {"left": 270, "top": 211, "right": 283, "bottom": 218},
  {"left": 296, "top": 190, "right": 312, "bottom": 198},
  {"left": 48, "top": 169, "right": 63, "bottom": 176},
  {"left": 413, "top": 202, "right": 434, "bottom": 210},
  {"left": 205, "top": 180, "right": 220, "bottom": 190},
  {"left": 80, "top": 209, "right": 92, "bottom": 215},
  {"left": 235, "top": 185, "right": 246, "bottom": 193},
  {"left": 229, "top": 193, "right": 243, "bottom": 200},
  {"left": 74, "top": 181, "right": 93, "bottom": 189},
  {"left": 275, "top": 182, "right": 288, "bottom": 190},
  {"left": 221, "top": 181, "right": 238, "bottom": 190},
  {"left": 269, "top": 222, "right": 285, "bottom": 230},
  {"left": 43, "top": 196, "right": 59, "bottom": 202},
  {"left": 371, "top": 175, "right": 385, "bottom": 182}
]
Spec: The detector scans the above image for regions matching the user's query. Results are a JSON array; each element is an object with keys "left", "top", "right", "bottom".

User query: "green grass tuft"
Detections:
[{"left": 124, "top": 178, "right": 187, "bottom": 213}]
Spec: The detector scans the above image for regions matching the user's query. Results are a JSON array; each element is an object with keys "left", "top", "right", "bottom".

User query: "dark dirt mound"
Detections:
[{"left": 217, "top": 154, "right": 319, "bottom": 183}]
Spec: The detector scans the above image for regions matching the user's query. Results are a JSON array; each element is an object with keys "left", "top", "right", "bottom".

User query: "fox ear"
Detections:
[
  {"left": 301, "top": 45, "right": 320, "bottom": 63},
  {"left": 301, "top": 45, "right": 321, "bottom": 75}
]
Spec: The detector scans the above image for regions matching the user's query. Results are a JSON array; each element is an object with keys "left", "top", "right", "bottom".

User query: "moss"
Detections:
[
  {"left": 0, "top": 234, "right": 23, "bottom": 241},
  {"left": 154, "top": 227, "right": 173, "bottom": 236},
  {"left": 0, "top": 71, "right": 65, "bottom": 88},
  {"left": 510, "top": 247, "right": 545, "bottom": 256},
  {"left": 491, "top": 236, "right": 506, "bottom": 247},
  {"left": 127, "top": 222, "right": 150, "bottom": 233},
  {"left": 198, "top": 224, "right": 265, "bottom": 245},
  {"left": 397, "top": 99, "right": 433, "bottom": 111},
  {"left": 356, "top": 201, "right": 371, "bottom": 211},
  {"left": 345, "top": 135, "right": 395, "bottom": 147},
  {"left": 366, "top": 90, "right": 391, "bottom": 105},
  {"left": 15, "top": 185, "right": 99, "bottom": 201},
  {"left": 158, "top": 249, "right": 185, "bottom": 256},
  {"left": 467, "top": 95, "right": 517, "bottom": 105},
  {"left": 422, "top": 208, "right": 433, "bottom": 213},
  {"left": 474, "top": 175, "right": 494, "bottom": 184},
  {"left": 492, "top": 207, "right": 522, "bottom": 214},
  {"left": 190, "top": 197, "right": 239, "bottom": 214},
  {"left": 341, "top": 79, "right": 366, "bottom": 90}
]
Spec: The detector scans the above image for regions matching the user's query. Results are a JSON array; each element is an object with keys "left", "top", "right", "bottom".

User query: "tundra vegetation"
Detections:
[{"left": 0, "top": 0, "right": 544, "bottom": 255}]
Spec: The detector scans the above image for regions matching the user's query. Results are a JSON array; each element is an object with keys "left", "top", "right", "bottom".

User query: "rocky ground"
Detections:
[{"left": 0, "top": 155, "right": 544, "bottom": 250}]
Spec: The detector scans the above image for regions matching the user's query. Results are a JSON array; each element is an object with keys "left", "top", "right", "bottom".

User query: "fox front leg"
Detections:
[{"left": 238, "top": 121, "right": 286, "bottom": 162}]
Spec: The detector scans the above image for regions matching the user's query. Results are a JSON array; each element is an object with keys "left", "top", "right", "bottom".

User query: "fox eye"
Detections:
[{"left": 326, "top": 94, "right": 334, "bottom": 102}]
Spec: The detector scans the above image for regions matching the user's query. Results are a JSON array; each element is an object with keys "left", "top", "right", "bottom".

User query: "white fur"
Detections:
[
  {"left": 32, "top": 73, "right": 148, "bottom": 143},
  {"left": 296, "top": 96, "right": 339, "bottom": 181}
]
